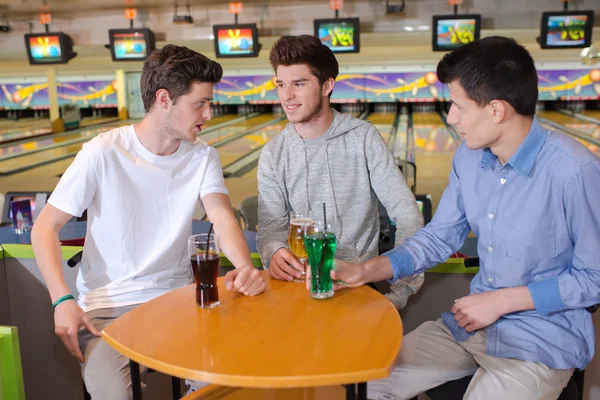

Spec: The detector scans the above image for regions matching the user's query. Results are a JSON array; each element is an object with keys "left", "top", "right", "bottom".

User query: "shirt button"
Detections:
[
  {"left": 488, "top": 212, "right": 494, "bottom": 219},
  {"left": 488, "top": 277, "right": 493, "bottom": 283},
  {"left": 488, "top": 246, "right": 493, "bottom": 252},
  {"left": 500, "top": 178, "right": 507, "bottom": 185}
]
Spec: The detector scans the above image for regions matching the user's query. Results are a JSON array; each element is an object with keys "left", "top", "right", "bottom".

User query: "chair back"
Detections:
[
  {"left": 0, "top": 326, "right": 25, "bottom": 400},
  {"left": 239, "top": 196, "right": 259, "bottom": 232}
]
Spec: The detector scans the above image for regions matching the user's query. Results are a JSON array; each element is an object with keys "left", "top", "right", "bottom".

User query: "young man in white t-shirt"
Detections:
[{"left": 31, "top": 44, "right": 266, "bottom": 399}]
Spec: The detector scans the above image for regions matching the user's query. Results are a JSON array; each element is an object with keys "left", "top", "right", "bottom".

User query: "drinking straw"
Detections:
[
  {"left": 206, "top": 223, "right": 214, "bottom": 260},
  {"left": 319, "top": 203, "right": 328, "bottom": 291}
]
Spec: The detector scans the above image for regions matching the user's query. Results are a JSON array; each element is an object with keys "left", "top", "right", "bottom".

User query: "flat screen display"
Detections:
[
  {"left": 314, "top": 18, "right": 360, "bottom": 53},
  {"left": 432, "top": 14, "right": 481, "bottom": 51},
  {"left": 109, "top": 28, "right": 155, "bottom": 61},
  {"left": 540, "top": 11, "right": 594, "bottom": 49},
  {"left": 213, "top": 24, "right": 259, "bottom": 58}
]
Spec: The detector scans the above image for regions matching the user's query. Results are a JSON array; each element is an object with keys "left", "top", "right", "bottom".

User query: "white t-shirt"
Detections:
[{"left": 48, "top": 125, "right": 228, "bottom": 312}]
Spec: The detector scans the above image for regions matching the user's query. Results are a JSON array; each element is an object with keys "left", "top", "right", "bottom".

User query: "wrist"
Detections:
[
  {"left": 361, "top": 261, "right": 375, "bottom": 284},
  {"left": 498, "top": 287, "right": 533, "bottom": 315},
  {"left": 50, "top": 289, "right": 72, "bottom": 304},
  {"left": 52, "top": 293, "right": 75, "bottom": 309}
]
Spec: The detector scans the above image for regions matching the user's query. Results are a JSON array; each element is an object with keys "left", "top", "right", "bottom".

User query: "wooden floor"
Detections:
[
  {"left": 412, "top": 111, "right": 459, "bottom": 212},
  {"left": 0, "top": 111, "right": 459, "bottom": 219}
]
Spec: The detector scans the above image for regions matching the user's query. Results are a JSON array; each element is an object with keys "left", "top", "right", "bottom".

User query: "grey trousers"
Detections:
[
  {"left": 78, "top": 305, "right": 146, "bottom": 400},
  {"left": 367, "top": 319, "right": 573, "bottom": 400}
]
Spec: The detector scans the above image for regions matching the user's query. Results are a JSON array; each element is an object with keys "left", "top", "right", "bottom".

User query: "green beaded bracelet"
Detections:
[{"left": 52, "top": 294, "right": 75, "bottom": 309}]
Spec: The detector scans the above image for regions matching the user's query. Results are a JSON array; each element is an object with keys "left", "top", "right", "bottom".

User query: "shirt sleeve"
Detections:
[
  {"left": 47, "top": 141, "right": 99, "bottom": 218},
  {"left": 256, "top": 146, "right": 289, "bottom": 268},
  {"left": 199, "top": 148, "right": 229, "bottom": 199},
  {"left": 364, "top": 125, "right": 423, "bottom": 244},
  {"left": 384, "top": 143, "right": 471, "bottom": 281},
  {"left": 365, "top": 125, "right": 425, "bottom": 300},
  {"left": 528, "top": 161, "right": 600, "bottom": 315}
]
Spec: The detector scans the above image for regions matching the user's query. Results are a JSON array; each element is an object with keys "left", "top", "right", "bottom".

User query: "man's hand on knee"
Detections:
[{"left": 54, "top": 301, "right": 101, "bottom": 362}]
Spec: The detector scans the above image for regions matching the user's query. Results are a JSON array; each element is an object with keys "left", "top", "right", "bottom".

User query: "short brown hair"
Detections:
[
  {"left": 140, "top": 44, "right": 223, "bottom": 112},
  {"left": 269, "top": 35, "right": 339, "bottom": 86}
]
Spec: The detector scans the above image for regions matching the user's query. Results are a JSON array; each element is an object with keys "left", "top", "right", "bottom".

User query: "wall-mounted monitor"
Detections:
[
  {"left": 213, "top": 23, "right": 260, "bottom": 58},
  {"left": 432, "top": 14, "right": 481, "bottom": 52},
  {"left": 24, "top": 32, "right": 76, "bottom": 65},
  {"left": 539, "top": 10, "right": 594, "bottom": 49},
  {"left": 314, "top": 17, "right": 360, "bottom": 53},
  {"left": 108, "top": 28, "right": 156, "bottom": 61}
]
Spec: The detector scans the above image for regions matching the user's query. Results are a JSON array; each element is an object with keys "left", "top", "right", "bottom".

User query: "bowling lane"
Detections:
[
  {"left": 581, "top": 109, "right": 600, "bottom": 123},
  {"left": 0, "top": 118, "right": 49, "bottom": 131},
  {"left": 0, "top": 115, "right": 241, "bottom": 198},
  {"left": 0, "top": 114, "right": 240, "bottom": 159},
  {"left": 0, "top": 120, "right": 133, "bottom": 157},
  {"left": 413, "top": 111, "right": 460, "bottom": 211},
  {"left": 0, "top": 117, "right": 37, "bottom": 127},
  {"left": 0, "top": 114, "right": 237, "bottom": 174},
  {"left": 198, "top": 113, "right": 276, "bottom": 147},
  {"left": 0, "top": 115, "right": 120, "bottom": 142},
  {"left": 368, "top": 112, "right": 396, "bottom": 144},
  {"left": 537, "top": 111, "right": 600, "bottom": 156},
  {"left": 216, "top": 117, "right": 286, "bottom": 167}
]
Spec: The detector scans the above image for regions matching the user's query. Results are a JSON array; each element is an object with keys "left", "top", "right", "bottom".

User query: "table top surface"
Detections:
[{"left": 102, "top": 271, "right": 403, "bottom": 388}]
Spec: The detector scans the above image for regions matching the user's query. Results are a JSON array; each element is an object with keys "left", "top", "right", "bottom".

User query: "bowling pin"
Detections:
[{"left": 574, "top": 80, "right": 582, "bottom": 95}]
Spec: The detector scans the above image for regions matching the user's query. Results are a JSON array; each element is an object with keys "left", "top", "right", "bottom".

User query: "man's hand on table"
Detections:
[
  {"left": 305, "top": 259, "right": 369, "bottom": 292},
  {"left": 269, "top": 248, "right": 304, "bottom": 281},
  {"left": 54, "top": 300, "right": 101, "bottom": 362},
  {"left": 224, "top": 265, "right": 266, "bottom": 296}
]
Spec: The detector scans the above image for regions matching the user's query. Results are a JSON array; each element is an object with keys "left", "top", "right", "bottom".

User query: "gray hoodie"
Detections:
[{"left": 257, "top": 109, "right": 424, "bottom": 307}]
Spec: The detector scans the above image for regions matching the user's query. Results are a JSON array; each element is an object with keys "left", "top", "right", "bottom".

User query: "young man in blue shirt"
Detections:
[{"left": 331, "top": 36, "right": 600, "bottom": 399}]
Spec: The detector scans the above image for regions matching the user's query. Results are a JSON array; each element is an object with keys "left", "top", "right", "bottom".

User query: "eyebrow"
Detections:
[
  {"left": 195, "top": 97, "right": 213, "bottom": 102},
  {"left": 275, "top": 78, "right": 309, "bottom": 84}
]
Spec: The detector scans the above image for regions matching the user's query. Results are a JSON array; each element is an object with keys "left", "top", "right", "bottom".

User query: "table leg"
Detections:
[
  {"left": 358, "top": 382, "right": 367, "bottom": 400},
  {"left": 344, "top": 382, "right": 367, "bottom": 400},
  {"left": 345, "top": 383, "right": 356, "bottom": 400},
  {"left": 130, "top": 360, "right": 143, "bottom": 400},
  {"left": 171, "top": 376, "right": 182, "bottom": 399}
]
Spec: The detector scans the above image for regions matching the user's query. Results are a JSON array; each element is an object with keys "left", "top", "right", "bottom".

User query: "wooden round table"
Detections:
[{"left": 102, "top": 271, "right": 403, "bottom": 399}]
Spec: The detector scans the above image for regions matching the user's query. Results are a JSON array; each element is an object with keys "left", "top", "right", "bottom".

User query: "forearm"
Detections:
[
  {"left": 497, "top": 286, "right": 535, "bottom": 315},
  {"left": 362, "top": 255, "right": 395, "bottom": 283},
  {"left": 214, "top": 215, "right": 253, "bottom": 269},
  {"left": 31, "top": 226, "right": 71, "bottom": 303}
]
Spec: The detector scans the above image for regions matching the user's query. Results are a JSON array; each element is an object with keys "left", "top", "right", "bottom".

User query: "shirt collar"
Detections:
[{"left": 479, "top": 117, "right": 547, "bottom": 176}]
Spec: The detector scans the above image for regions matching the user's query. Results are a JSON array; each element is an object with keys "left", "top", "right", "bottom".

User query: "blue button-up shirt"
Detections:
[{"left": 386, "top": 117, "right": 600, "bottom": 369}]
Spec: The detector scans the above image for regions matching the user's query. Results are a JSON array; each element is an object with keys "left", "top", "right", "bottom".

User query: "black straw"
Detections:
[
  {"left": 319, "top": 203, "right": 328, "bottom": 291},
  {"left": 206, "top": 223, "right": 214, "bottom": 260}
]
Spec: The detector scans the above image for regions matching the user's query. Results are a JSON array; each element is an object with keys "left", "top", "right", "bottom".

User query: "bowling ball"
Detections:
[
  {"left": 590, "top": 69, "right": 600, "bottom": 83},
  {"left": 134, "top": 43, "right": 143, "bottom": 53},
  {"left": 49, "top": 46, "right": 59, "bottom": 57},
  {"left": 240, "top": 39, "right": 250, "bottom": 50},
  {"left": 425, "top": 72, "right": 438, "bottom": 85}
]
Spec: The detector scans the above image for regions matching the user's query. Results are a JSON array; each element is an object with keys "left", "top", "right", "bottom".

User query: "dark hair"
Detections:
[
  {"left": 437, "top": 36, "right": 538, "bottom": 116},
  {"left": 269, "top": 35, "right": 339, "bottom": 86},
  {"left": 140, "top": 44, "right": 223, "bottom": 112}
]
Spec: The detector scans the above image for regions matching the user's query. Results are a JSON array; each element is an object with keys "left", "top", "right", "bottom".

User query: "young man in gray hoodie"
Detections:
[{"left": 257, "top": 35, "right": 424, "bottom": 309}]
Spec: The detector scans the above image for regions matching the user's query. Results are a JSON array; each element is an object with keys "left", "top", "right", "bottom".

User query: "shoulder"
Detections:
[
  {"left": 542, "top": 130, "right": 600, "bottom": 183},
  {"left": 78, "top": 125, "right": 132, "bottom": 160},
  {"left": 261, "top": 131, "right": 287, "bottom": 157}
]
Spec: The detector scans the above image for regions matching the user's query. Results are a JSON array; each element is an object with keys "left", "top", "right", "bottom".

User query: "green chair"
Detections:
[{"left": 0, "top": 326, "right": 25, "bottom": 400}]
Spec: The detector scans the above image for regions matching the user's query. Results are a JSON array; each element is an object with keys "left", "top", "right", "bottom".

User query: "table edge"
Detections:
[{"left": 102, "top": 329, "right": 398, "bottom": 388}]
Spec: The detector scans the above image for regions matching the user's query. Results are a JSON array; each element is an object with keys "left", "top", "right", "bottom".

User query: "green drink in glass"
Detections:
[{"left": 304, "top": 207, "right": 337, "bottom": 299}]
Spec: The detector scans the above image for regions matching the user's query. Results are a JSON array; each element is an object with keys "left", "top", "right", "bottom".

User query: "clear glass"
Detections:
[
  {"left": 188, "top": 233, "right": 221, "bottom": 308},
  {"left": 304, "top": 211, "right": 337, "bottom": 299},
  {"left": 288, "top": 211, "right": 314, "bottom": 283}
]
